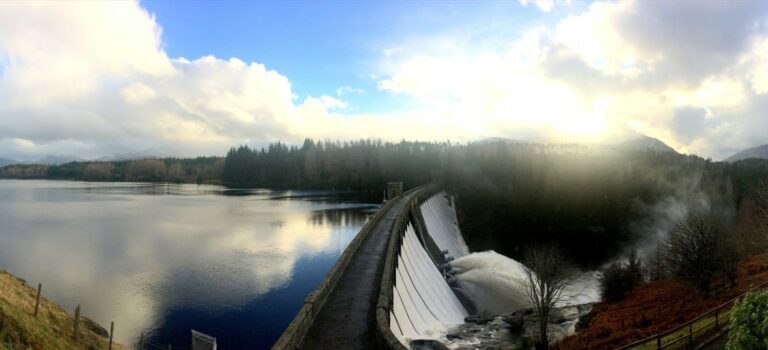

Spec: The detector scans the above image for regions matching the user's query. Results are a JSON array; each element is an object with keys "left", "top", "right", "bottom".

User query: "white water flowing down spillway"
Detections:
[
  {"left": 389, "top": 192, "right": 599, "bottom": 348},
  {"left": 449, "top": 251, "right": 532, "bottom": 316},
  {"left": 449, "top": 251, "right": 601, "bottom": 316}
]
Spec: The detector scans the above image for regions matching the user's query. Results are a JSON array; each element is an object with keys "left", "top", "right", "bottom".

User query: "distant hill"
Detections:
[
  {"left": 617, "top": 136, "right": 678, "bottom": 154},
  {"left": 473, "top": 136, "right": 679, "bottom": 155},
  {"left": 98, "top": 149, "right": 171, "bottom": 161},
  {"left": 726, "top": 144, "right": 768, "bottom": 162},
  {"left": 33, "top": 155, "right": 83, "bottom": 165},
  {"left": 0, "top": 158, "right": 18, "bottom": 167},
  {"left": 472, "top": 137, "right": 528, "bottom": 145}
]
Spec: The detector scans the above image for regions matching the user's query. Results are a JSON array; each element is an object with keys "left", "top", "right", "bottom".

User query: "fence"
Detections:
[
  {"left": 616, "top": 279, "right": 768, "bottom": 350},
  {"left": 19, "top": 281, "right": 193, "bottom": 350}
]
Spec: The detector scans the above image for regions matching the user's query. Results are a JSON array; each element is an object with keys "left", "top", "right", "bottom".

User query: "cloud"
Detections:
[
  {"left": 336, "top": 86, "right": 364, "bottom": 96},
  {"left": 315, "top": 95, "right": 348, "bottom": 110},
  {"left": 0, "top": 0, "right": 767, "bottom": 160},
  {"left": 0, "top": 1, "right": 384, "bottom": 159},
  {"left": 670, "top": 107, "right": 708, "bottom": 144},
  {"left": 519, "top": 0, "right": 554, "bottom": 13},
  {"left": 378, "top": 0, "right": 768, "bottom": 159}
]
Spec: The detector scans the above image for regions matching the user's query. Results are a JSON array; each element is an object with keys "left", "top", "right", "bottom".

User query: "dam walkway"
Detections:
[
  {"left": 272, "top": 185, "right": 469, "bottom": 350},
  {"left": 301, "top": 189, "right": 417, "bottom": 349}
]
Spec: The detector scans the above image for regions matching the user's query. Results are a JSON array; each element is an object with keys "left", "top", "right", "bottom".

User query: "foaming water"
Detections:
[
  {"left": 449, "top": 251, "right": 531, "bottom": 316},
  {"left": 449, "top": 251, "right": 599, "bottom": 316}
]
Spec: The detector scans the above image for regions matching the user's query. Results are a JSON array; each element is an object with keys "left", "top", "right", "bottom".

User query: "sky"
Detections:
[{"left": 0, "top": 0, "right": 767, "bottom": 161}]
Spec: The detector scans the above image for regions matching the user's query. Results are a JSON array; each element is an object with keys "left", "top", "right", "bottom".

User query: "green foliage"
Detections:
[
  {"left": 727, "top": 290, "right": 768, "bottom": 350},
  {"left": 221, "top": 139, "right": 444, "bottom": 191},
  {"left": 599, "top": 251, "right": 645, "bottom": 302},
  {"left": 730, "top": 158, "right": 768, "bottom": 203}
]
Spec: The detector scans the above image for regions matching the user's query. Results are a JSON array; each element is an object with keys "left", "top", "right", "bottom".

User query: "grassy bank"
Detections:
[{"left": 0, "top": 270, "right": 126, "bottom": 350}]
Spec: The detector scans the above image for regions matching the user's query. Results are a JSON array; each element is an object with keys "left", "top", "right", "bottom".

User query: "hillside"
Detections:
[
  {"left": 557, "top": 254, "right": 768, "bottom": 349},
  {"left": 33, "top": 155, "right": 84, "bottom": 165},
  {"left": 726, "top": 144, "right": 768, "bottom": 162},
  {"left": 0, "top": 158, "right": 17, "bottom": 167},
  {"left": 0, "top": 270, "right": 127, "bottom": 350},
  {"left": 617, "top": 135, "right": 678, "bottom": 154}
]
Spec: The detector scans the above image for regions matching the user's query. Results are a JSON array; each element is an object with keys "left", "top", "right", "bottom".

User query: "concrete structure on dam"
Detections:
[{"left": 272, "top": 185, "right": 472, "bottom": 350}]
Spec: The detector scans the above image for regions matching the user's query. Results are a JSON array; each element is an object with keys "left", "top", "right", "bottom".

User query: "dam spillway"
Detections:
[
  {"left": 390, "top": 223, "right": 467, "bottom": 343},
  {"left": 273, "top": 185, "right": 473, "bottom": 350}
]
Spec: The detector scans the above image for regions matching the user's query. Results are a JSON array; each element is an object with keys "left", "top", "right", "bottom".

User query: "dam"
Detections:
[{"left": 272, "top": 185, "right": 473, "bottom": 349}]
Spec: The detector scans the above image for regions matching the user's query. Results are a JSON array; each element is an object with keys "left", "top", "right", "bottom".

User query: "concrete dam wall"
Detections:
[
  {"left": 378, "top": 189, "right": 474, "bottom": 350},
  {"left": 273, "top": 185, "right": 474, "bottom": 350},
  {"left": 389, "top": 192, "right": 473, "bottom": 346}
]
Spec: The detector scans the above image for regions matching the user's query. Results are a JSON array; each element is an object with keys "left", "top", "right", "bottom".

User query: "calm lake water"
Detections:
[{"left": 0, "top": 179, "right": 378, "bottom": 349}]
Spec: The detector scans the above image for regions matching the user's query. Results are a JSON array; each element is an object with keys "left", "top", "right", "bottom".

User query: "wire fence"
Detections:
[
  {"left": 615, "top": 279, "right": 768, "bottom": 350},
  {"left": 10, "top": 280, "right": 194, "bottom": 350}
]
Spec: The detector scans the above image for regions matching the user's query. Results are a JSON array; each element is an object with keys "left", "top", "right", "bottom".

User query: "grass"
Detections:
[
  {"left": 0, "top": 270, "right": 127, "bottom": 350},
  {"left": 631, "top": 310, "right": 731, "bottom": 350}
]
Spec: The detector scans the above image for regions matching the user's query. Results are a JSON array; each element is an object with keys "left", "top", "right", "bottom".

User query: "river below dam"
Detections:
[{"left": 0, "top": 179, "right": 378, "bottom": 349}]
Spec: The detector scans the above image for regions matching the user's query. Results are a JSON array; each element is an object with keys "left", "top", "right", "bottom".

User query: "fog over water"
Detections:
[{"left": 0, "top": 180, "right": 377, "bottom": 349}]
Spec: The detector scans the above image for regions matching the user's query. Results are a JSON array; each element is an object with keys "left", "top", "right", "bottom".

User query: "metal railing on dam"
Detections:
[{"left": 272, "top": 185, "right": 472, "bottom": 350}]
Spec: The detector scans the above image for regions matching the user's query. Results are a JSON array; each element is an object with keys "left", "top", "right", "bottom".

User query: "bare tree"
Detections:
[
  {"left": 521, "top": 246, "right": 572, "bottom": 349},
  {"left": 664, "top": 214, "right": 724, "bottom": 297}
]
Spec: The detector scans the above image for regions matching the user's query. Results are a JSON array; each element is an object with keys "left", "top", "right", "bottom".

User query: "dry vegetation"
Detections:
[
  {"left": 557, "top": 254, "right": 768, "bottom": 350},
  {"left": 557, "top": 197, "right": 768, "bottom": 350},
  {"left": 0, "top": 270, "right": 127, "bottom": 350}
]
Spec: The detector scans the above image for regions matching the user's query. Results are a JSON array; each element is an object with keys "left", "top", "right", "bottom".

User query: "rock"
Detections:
[
  {"left": 446, "top": 333, "right": 462, "bottom": 341},
  {"left": 503, "top": 312, "right": 524, "bottom": 333},
  {"left": 576, "top": 311, "right": 595, "bottom": 331},
  {"left": 409, "top": 339, "right": 451, "bottom": 350},
  {"left": 465, "top": 314, "right": 494, "bottom": 324}
]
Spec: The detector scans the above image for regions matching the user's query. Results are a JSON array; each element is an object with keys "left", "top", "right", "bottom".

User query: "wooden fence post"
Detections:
[
  {"left": 34, "top": 283, "right": 41, "bottom": 317},
  {"left": 715, "top": 310, "right": 719, "bottom": 329},
  {"left": 656, "top": 336, "right": 661, "bottom": 349},
  {"left": 108, "top": 321, "right": 114, "bottom": 350},
  {"left": 73, "top": 304, "right": 80, "bottom": 341},
  {"left": 688, "top": 323, "right": 693, "bottom": 346}
]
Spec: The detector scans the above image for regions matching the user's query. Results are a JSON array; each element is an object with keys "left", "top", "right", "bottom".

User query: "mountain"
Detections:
[
  {"left": 33, "top": 155, "right": 84, "bottom": 165},
  {"left": 472, "top": 137, "right": 529, "bottom": 145},
  {"left": 97, "top": 149, "right": 172, "bottom": 161},
  {"left": 726, "top": 144, "right": 768, "bottom": 162},
  {"left": 0, "top": 158, "right": 18, "bottom": 167},
  {"left": 473, "top": 135, "right": 679, "bottom": 155},
  {"left": 617, "top": 136, "right": 678, "bottom": 154}
]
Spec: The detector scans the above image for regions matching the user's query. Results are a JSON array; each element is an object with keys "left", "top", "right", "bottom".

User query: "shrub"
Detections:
[
  {"left": 598, "top": 251, "right": 645, "bottom": 302},
  {"left": 727, "top": 290, "right": 768, "bottom": 350}
]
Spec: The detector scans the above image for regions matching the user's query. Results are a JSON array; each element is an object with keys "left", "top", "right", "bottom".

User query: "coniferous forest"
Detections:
[{"left": 2, "top": 139, "right": 768, "bottom": 266}]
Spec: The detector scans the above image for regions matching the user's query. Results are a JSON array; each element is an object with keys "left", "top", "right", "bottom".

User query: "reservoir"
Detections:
[{"left": 0, "top": 179, "right": 377, "bottom": 349}]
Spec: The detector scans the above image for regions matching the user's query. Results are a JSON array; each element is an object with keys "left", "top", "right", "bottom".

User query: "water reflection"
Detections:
[{"left": 0, "top": 180, "right": 377, "bottom": 348}]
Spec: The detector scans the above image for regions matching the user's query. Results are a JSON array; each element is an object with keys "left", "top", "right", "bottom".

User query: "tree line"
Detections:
[
  {"left": 3, "top": 139, "right": 768, "bottom": 266},
  {"left": 0, "top": 157, "right": 224, "bottom": 184}
]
